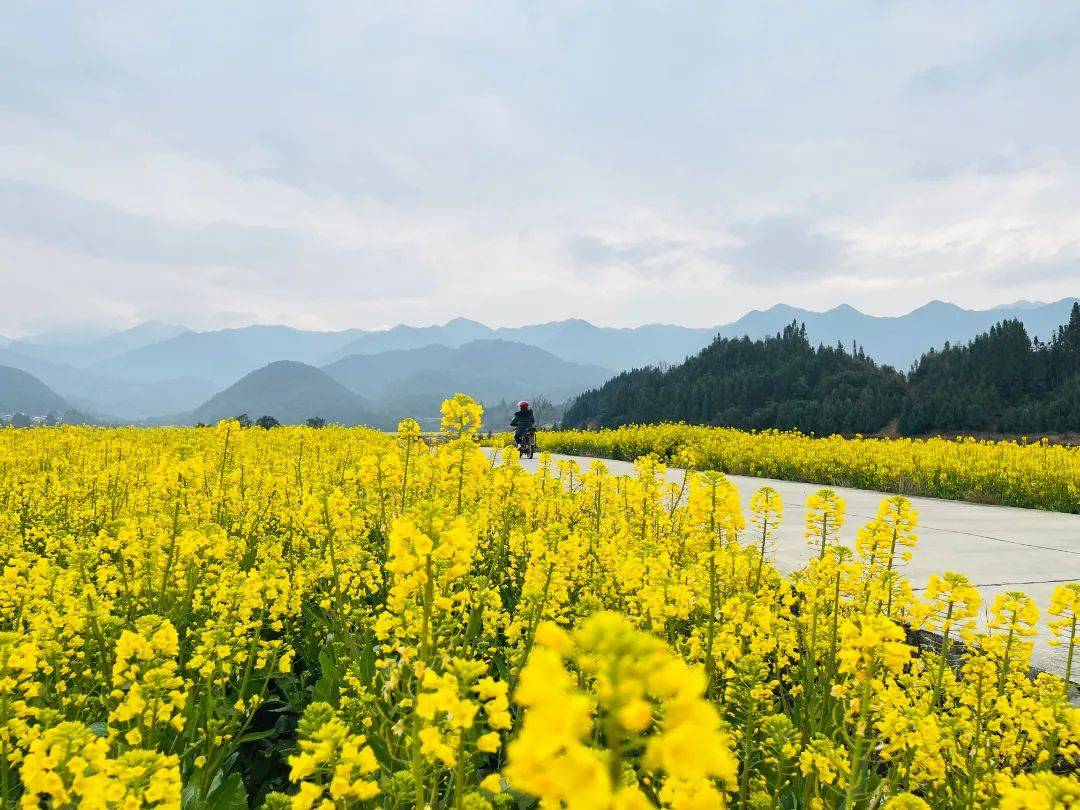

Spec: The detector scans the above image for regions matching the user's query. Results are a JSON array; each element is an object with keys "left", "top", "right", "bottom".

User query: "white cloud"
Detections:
[{"left": 1, "top": 1, "right": 1079, "bottom": 336}]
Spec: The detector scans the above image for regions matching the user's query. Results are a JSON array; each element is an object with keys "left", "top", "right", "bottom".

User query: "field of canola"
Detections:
[
  {"left": 0, "top": 395, "right": 1077, "bottom": 810},
  {"left": 533, "top": 425, "right": 1080, "bottom": 514}
]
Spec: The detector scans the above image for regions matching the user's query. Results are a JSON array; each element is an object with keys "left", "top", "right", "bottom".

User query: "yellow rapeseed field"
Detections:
[
  {"left": 535, "top": 424, "right": 1080, "bottom": 513},
  {"left": 0, "top": 395, "right": 1077, "bottom": 809}
]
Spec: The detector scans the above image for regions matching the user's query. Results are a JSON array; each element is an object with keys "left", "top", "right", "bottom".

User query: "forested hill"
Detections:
[
  {"left": 901, "top": 302, "right": 1080, "bottom": 434},
  {"left": 562, "top": 322, "right": 906, "bottom": 434},
  {"left": 563, "top": 303, "right": 1080, "bottom": 436}
]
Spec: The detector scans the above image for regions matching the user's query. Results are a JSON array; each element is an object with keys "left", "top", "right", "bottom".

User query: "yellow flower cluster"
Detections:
[
  {"left": 0, "top": 400, "right": 1076, "bottom": 809},
  {"left": 507, "top": 612, "right": 738, "bottom": 809},
  {"left": 286, "top": 702, "right": 380, "bottom": 808},
  {"left": 804, "top": 488, "right": 844, "bottom": 559},
  {"left": 109, "top": 616, "right": 186, "bottom": 748},
  {"left": 532, "top": 423, "right": 1080, "bottom": 512},
  {"left": 18, "top": 722, "right": 179, "bottom": 809}
]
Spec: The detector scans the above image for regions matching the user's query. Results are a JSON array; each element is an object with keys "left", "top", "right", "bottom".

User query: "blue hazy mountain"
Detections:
[
  {"left": 324, "top": 318, "right": 494, "bottom": 359},
  {"left": 324, "top": 339, "right": 612, "bottom": 407},
  {"left": 320, "top": 317, "right": 715, "bottom": 369},
  {"left": 0, "top": 366, "right": 71, "bottom": 414},
  {"left": 6, "top": 321, "right": 188, "bottom": 367},
  {"left": 3, "top": 298, "right": 1076, "bottom": 420},
  {"left": 321, "top": 299, "right": 1080, "bottom": 372},
  {"left": 0, "top": 346, "right": 216, "bottom": 420},
  {"left": 93, "top": 325, "right": 367, "bottom": 387}
]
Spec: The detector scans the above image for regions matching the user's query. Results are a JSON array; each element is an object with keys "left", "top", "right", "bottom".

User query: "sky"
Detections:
[{"left": 1, "top": 1, "right": 1079, "bottom": 336}]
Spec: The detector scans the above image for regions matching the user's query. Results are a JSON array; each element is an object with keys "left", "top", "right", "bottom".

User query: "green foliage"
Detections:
[
  {"left": 902, "top": 303, "right": 1080, "bottom": 434},
  {"left": 565, "top": 304, "right": 1080, "bottom": 437},
  {"left": 563, "top": 322, "right": 906, "bottom": 434}
]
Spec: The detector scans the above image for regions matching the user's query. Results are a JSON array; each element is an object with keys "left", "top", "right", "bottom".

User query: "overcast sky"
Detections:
[{"left": 2, "top": 2, "right": 1079, "bottom": 336}]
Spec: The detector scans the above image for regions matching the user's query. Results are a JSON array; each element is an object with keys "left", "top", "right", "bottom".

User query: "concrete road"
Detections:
[{"left": 487, "top": 449, "right": 1080, "bottom": 677}]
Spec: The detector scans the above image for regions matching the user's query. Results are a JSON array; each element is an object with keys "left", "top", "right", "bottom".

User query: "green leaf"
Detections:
[
  {"left": 367, "top": 729, "right": 395, "bottom": 771},
  {"left": 233, "top": 727, "right": 277, "bottom": 746},
  {"left": 312, "top": 648, "right": 341, "bottom": 705},
  {"left": 206, "top": 773, "right": 248, "bottom": 810},
  {"left": 318, "top": 648, "right": 340, "bottom": 679},
  {"left": 463, "top": 603, "right": 484, "bottom": 647},
  {"left": 181, "top": 780, "right": 201, "bottom": 809},
  {"left": 491, "top": 653, "right": 511, "bottom": 683}
]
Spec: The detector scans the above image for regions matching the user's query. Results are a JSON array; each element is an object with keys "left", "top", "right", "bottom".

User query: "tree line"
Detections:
[{"left": 563, "top": 302, "right": 1080, "bottom": 437}]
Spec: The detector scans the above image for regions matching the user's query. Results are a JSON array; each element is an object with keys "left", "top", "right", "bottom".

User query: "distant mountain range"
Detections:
[
  {"left": 0, "top": 366, "right": 71, "bottom": 415},
  {"left": 92, "top": 325, "right": 366, "bottom": 387},
  {"left": 0, "top": 298, "right": 1075, "bottom": 424},
  {"left": 321, "top": 299, "right": 1080, "bottom": 371},
  {"left": 0, "top": 346, "right": 217, "bottom": 420},
  {"left": 3, "top": 321, "right": 188, "bottom": 367},
  {"left": 323, "top": 339, "right": 611, "bottom": 408},
  {"left": 175, "top": 340, "right": 610, "bottom": 428}
]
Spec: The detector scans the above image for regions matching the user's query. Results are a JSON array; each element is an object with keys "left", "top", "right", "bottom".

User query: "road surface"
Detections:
[{"left": 486, "top": 449, "right": 1080, "bottom": 678}]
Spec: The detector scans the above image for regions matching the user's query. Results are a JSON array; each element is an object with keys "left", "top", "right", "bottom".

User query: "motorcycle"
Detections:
[{"left": 515, "top": 427, "right": 537, "bottom": 459}]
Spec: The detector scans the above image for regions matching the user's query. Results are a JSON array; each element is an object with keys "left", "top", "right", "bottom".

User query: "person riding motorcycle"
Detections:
[{"left": 511, "top": 401, "right": 535, "bottom": 447}]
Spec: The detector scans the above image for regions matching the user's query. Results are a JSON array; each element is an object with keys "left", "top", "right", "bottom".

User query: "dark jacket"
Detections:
[{"left": 511, "top": 407, "right": 535, "bottom": 430}]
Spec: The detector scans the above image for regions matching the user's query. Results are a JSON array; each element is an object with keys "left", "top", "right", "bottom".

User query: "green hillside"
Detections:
[
  {"left": 0, "top": 366, "right": 71, "bottom": 414},
  {"left": 189, "top": 361, "right": 376, "bottom": 426},
  {"left": 901, "top": 302, "right": 1080, "bottom": 434},
  {"left": 563, "top": 323, "right": 905, "bottom": 434},
  {"left": 564, "top": 304, "right": 1080, "bottom": 436}
]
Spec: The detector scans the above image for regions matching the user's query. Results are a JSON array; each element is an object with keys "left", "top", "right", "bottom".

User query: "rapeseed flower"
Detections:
[{"left": 0, "top": 403, "right": 1075, "bottom": 808}]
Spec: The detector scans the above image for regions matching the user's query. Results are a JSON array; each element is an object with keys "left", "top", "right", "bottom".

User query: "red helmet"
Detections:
[{"left": 518, "top": 401, "right": 529, "bottom": 408}]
